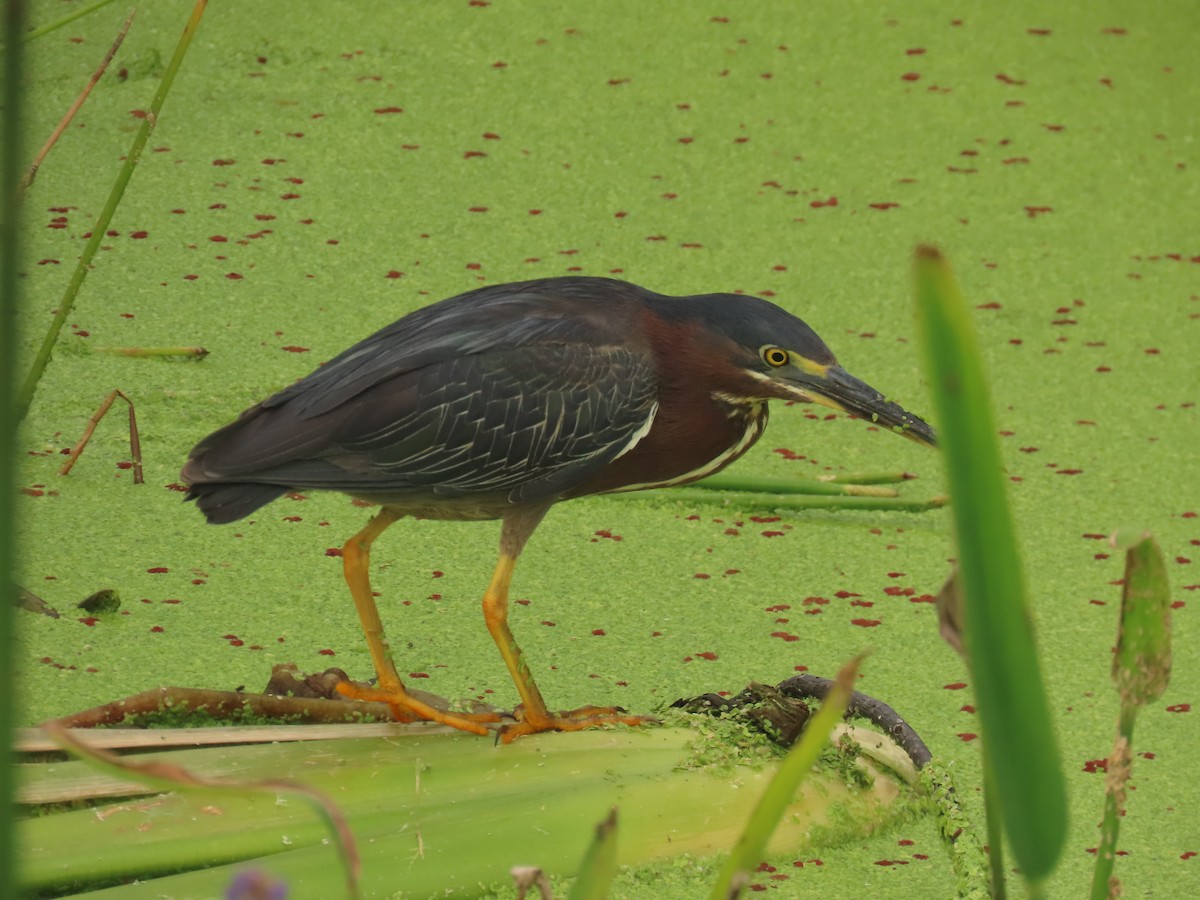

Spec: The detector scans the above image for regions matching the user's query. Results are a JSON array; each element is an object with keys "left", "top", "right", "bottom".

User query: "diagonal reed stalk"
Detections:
[{"left": 15, "top": 0, "right": 209, "bottom": 424}]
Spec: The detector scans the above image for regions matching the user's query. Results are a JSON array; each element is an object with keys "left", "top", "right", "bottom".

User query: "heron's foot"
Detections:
[
  {"left": 498, "top": 704, "right": 657, "bottom": 744},
  {"left": 335, "top": 680, "right": 505, "bottom": 736}
]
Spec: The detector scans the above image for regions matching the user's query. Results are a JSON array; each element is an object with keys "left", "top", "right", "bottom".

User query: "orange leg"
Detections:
[
  {"left": 486, "top": 510, "right": 654, "bottom": 743},
  {"left": 334, "top": 508, "right": 501, "bottom": 735}
]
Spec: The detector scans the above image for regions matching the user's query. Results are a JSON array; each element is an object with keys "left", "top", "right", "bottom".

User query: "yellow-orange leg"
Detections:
[
  {"left": 334, "top": 508, "right": 501, "bottom": 735},
  {"left": 486, "top": 509, "right": 654, "bottom": 743}
]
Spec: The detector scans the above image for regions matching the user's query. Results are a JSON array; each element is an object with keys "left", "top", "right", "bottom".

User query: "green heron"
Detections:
[{"left": 183, "top": 276, "right": 935, "bottom": 741}]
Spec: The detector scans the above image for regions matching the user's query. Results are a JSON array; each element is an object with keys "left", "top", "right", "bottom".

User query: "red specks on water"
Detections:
[
  {"left": 592, "top": 529, "right": 623, "bottom": 542},
  {"left": 771, "top": 631, "right": 800, "bottom": 642},
  {"left": 694, "top": 573, "right": 711, "bottom": 579},
  {"left": 374, "top": 106, "right": 404, "bottom": 115},
  {"left": 869, "top": 202, "right": 899, "bottom": 210},
  {"left": 765, "top": 604, "right": 791, "bottom": 612},
  {"left": 385, "top": 270, "right": 405, "bottom": 279},
  {"left": 1182, "top": 851, "right": 1197, "bottom": 860},
  {"left": 1027, "top": 28, "right": 1052, "bottom": 35},
  {"left": 884, "top": 586, "right": 915, "bottom": 597},
  {"left": 1166, "top": 703, "right": 1192, "bottom": 713},
  {"left": 1025, "top": 206, "right": 1053, "bottom": 218},
  {"left": 900, "top": 72, "right": 921, "bottom": 82},
  {"left": 850, "top": 599, "right": 874, "bottom": 608},
  {"left": 835, "top": 590, "right": 861, "bottom": 599},
  {"left": 1083, "top": 758, "right": 1109, "bottom": 773},
  {"left": 324, "top": 548, "right": 343, "bottom": 558},
  {"left": 225, "top": 273, "right": 244, "bottom": 280},
  {"left": 281, "top": 192, "right": 301, "bottom": 200},
  {"left": 129, "top": 230, "right": 149, "bottom": 239},
  {"left": 995, "top": 73, "right": 1026, "bottom": 86},
  {"left": 1178, "top": 557, "right": 1193, "bottom": 565},
  {"left": 1042, "top": 123, "right": 1065, "bottom": 132},
  {"left": 1057, "top": 469, "right": 1084, "bottom": 475},
  {"left": 147, "top": 567, "right": 169, "bottom": 574},
  {"left": 281, "top": 345, "right": 310, "bottom": 353},
  {"left": 318, "top": 648, "right": 336, "bottom": 656},
  {"left": 466, "top": 262, "right": 482, "bottom": 270},
  {"left": 540, "top": 620, "right": 557, "bottom": 627},
  {"left": 906, "top": 48, "right": 926, "bottom": 56},
  {"left": 463, "top": 151, "right": 487, "bottom": 159},
  {"left": 468, "top": 206, "right": 488, "bottom": 213},
  {"left": 958, "top": 733, "right": 979, "bottom": 742},
  {"left": 810, "top": 196, "right": 838, "bottom": 208},
  {"left": 887, "top": 571, "right": 906, "bottom": 579},
  {"left": 851, "top": 618, "right": 882, "bottom": 628},
  {"left": 1002, "top": 157, "right": 1030, "bottom": 165},
  {"left": 696, "top": 651, "right": 719, "bottom": 661},
  {"left": 150, "top": 625, "right": 164, "bottom": 633},
  {"left": 1101, "top": 27, "right": 1128, "bottom": 35},
  {"left": 761, "top": 530, "right": 785, "bottom": 538},
  {"left": 79, "top": 617, "right": 99, "bottom": 627},
  {"left": 944, "top": 682, "right": 968, "bottom": 691}
]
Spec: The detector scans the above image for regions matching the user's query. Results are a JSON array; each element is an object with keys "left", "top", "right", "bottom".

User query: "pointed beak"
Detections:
[{"left": 787, "top": 365, "right": 937, "bottom": 447}]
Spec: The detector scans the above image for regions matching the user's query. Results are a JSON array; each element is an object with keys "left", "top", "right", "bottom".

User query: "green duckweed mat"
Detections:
[{"left": 14, "top": 0, "right": 1199, "bottom": 896}]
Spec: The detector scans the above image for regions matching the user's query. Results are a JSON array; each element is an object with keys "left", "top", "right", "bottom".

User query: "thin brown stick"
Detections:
[
  {"left": 21, "top": 8, "right": 135, "bottom": 190},
  {"left": 59, "top": 389, "right": 143, "bottom": 483}
]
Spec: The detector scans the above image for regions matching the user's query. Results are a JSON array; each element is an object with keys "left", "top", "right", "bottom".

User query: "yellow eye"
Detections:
[{"left": 762, "top": 346, "right": 790, "bottom": 368}]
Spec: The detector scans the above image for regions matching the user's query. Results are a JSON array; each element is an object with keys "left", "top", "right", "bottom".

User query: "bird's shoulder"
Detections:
[{"left": 269, "top": 277, "right": 655, "bottom": 418}]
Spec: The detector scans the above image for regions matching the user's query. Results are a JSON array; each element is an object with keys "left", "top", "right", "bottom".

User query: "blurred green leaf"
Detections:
[
  {"left": 913, "top": 246, "right": 1067, "bottom": 885},
  {"left": 566, "top": 808, "right": 619, "bottom": 900}
]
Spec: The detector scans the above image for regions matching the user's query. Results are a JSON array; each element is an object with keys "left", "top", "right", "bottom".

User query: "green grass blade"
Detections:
[
  {"left": 691, "top": 472, "right": 898, "bottom": 497},
  {"left": 611, "top": 486, "right": 945, "bottom": 513},
  {"left": 566, "top": 808, "right": 619, "bottom": 900},
  {"left": 913, "top": 246, "right": 1067, "bottom": 884},
  {"left": 708, "top": 655, "right": 862, "bottom": 899},
  {"left": 21, "top": 0, "right": 120, "bottom": 42},
  {"left": 1, "top": 0, "right": 27, "bottom": 895},
  {"left": 16, "top": 0, "right": 209, "bottom": 423}
]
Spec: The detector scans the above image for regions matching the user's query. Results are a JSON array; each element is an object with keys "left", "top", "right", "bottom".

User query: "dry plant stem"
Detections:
[
  {"left": 58, "top": 388, "right": 143, "bottom": 483},
  {"left": 20, "top": 8, "right": 134, "bottom": 190},
  {"left": 16, "top": 0, "right": 209, "bottom": 423}
]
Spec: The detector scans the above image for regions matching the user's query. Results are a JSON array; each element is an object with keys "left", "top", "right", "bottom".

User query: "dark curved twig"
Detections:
[{"left": 776, "top": 673, "right": 932, "bottom": 769}]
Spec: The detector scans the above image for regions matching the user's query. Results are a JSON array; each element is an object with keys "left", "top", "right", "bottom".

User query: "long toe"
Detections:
[{"left": 336, "top": 681, "right": 505, "bottom": 736}]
